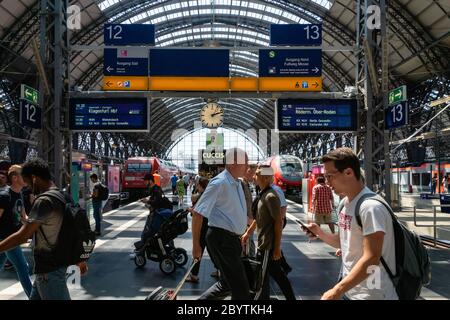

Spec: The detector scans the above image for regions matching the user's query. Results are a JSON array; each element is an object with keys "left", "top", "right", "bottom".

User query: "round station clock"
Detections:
[{"left": 200, "top": 102, "right": 224, "bottom": 128}]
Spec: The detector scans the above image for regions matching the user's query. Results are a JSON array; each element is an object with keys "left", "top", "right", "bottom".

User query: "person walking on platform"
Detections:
[
  {"left": 241, "top": 165, "right": 296, "bottom": 300},
  {"left": 189, "top": 148, "right": 250, "bottom": 300},
  {"left": 0, "top": 165, "right": 33, "bottom": 298},
  {"left": 431, "top": 173, "right": 438, "bottom": 194},
  {"left": 302, "top": 148, "right": 398, "bottom": 300},
  {"left": 176, "top": 175, "right": 185, "bottom": 207},
  {"left": 186, "top": 177, "right": 218, "bottom": 283},
  {"left": 0, "top": 158, "right": 88, "bottom": 300},
  {"left": 89, "top": 173, "right": 104, "bottom": 236},
  {"left": 240, "top": 164, "right": 256, "bottom": 258},
  {"left": 270, "top": 181, "right": 292, "bottom": 275},
  {"left": 153, "top": 170, "right": 161, "bottom": 187},
  {"left": 442, "top": 174, "right": 450, "bottom": 194},
  {"left": 311, "top": 176, "right": 335, "bottom": 234},
  {"left": 170, "top": 174, "right": 178, "bottom": 195}
]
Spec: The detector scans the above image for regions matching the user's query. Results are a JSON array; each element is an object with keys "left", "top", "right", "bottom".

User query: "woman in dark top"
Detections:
[{"left": 186, "top": 177, "right": 218, "bottom": 283}]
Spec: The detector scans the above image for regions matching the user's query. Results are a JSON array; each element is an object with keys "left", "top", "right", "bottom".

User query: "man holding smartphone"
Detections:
[{"left": 301, "top": 148, "right": 398, "bottom": 300}]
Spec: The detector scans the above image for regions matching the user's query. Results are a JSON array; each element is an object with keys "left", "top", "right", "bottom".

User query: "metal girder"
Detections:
[
  {"left": 356, "top": 0, "right": 391, "bottom": 202},
  {"left": 38, "top": 0, "right": 71, "bottom": 188},
  {"left": 0, "top": 2, "right": 39, "bottom": 71},
  {"left": 389, "top": 0, "right": 448, "bottom": 74},
  {"left": 390, "top": 76, "right": 450, "bottom": 163}
]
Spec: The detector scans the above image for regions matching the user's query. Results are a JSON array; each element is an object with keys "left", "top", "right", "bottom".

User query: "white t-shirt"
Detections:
[{"left": 339, "top": 187, "right": 398, "bottom": 300}]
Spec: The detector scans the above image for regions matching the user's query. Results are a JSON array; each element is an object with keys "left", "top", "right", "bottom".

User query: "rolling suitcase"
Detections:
[{"left": 146, "top": 259, "right": 199, "bottom": 300}]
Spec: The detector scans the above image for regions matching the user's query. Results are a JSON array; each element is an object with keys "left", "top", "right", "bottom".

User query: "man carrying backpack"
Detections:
[
  {"left": 304, "top": 148, "right": 396, "bottom": 300},
  {"left": 302, "top": 148, "right": 430, "bottom": 300},
  {"left": 0, "top": 158, "right": 88, "bottom": 300},
  {"left": 89, "top": 173, "right": 108, "bottom": 236}
]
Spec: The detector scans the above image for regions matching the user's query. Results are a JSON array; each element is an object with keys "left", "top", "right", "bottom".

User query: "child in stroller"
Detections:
[{"left": 133, "top": 208, "right": 189, "bottom": 275}]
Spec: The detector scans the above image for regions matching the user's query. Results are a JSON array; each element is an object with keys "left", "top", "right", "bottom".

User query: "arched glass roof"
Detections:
[
  {"left": 165, "top": 126, "right": 266, "bottom": 170},
  {"left": 98, "top": 0, "right": 331, "bottom": 22}
]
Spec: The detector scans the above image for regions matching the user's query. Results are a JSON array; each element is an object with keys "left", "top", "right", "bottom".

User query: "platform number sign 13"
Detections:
[
  {"left": 20, "top": 100, "right": 41, "bottom": 129},
  {"left": 386, "top": 101, "right": 408, "bottom": 130}
]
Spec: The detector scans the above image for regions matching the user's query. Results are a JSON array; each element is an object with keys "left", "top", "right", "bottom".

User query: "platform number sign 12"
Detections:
[
  {"left": 105, "top": 25, "right": 122, "bottom": 41},
  {"left": 386, "top": 101, "right": 408, "bottom": 129},
  {"left": 20, "top": 100, "right": 41, "bottom": 129}
]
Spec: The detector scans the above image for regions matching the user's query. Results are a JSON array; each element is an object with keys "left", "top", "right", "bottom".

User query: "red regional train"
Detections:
[
  {"left": 265, "top": 155, "right": 303, "bottom": 195},
  {"left": 122, "top": 157, "right": 179, "bottom": 200}
]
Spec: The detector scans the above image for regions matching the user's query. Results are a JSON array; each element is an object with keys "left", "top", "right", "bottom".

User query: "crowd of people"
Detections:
[{"left": 0, "top": 146, "right": 433, "bottom": 300}]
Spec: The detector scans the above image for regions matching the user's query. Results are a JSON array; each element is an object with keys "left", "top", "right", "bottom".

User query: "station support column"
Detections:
[
  {"left": 38, "top": 0, "right": 71, "bottom": 188},
  {"left": 356, "top": 0, "right": 391, "bottom": 204}
]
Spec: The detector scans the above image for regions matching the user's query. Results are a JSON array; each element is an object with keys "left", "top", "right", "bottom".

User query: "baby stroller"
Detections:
[{"left": 134, "top": 209, "right": 189, "bottom": 275}]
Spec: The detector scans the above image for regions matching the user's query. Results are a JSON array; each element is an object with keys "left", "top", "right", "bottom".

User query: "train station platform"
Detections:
[{"left": 1, "top": 195, "right": 449, "bottom": 300}]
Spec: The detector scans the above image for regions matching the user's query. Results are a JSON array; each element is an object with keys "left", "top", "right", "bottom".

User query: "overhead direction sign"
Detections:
[
  {"left": 20, "top": 84, "right": 39, "bottom": 105},
  {"left": 150, "top": 49, "right": 229, "bottom": 77},
  {"left": 103, "top": 76, "right": 148, "bottom": 90},
  {"left": 270, "top": 24, "right": 322, "bottom": 46},
  {"left": 386, "top": 101, "right": 408, "bottom": 130},
  {"left": 276, "top": 99, "right": 357, "bottom": 132},
  {"left": 69, "top": 98, "right": 149, "bottom": 132},
  {"left": 388, "top": 85, "right": 407, "bottom": 105},
  {"left": 259, "top": 77, "right": 322, "bottom": 92},
  {"left": 104, "top": 24, "right": 155, "bottom": 46},
  {"left": 19, "top": 100, "right": 41, "bottom": 129},
  {"left": 103, "top": 48, "right": 148, "bottom": 76},
  {"left": 259, "top": 49, "right": 322, "bottom": 77}
]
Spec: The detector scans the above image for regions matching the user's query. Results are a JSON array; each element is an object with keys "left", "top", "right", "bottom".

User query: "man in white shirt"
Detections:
[
  {"left": 303, "top": 147, "right": 398, "bottom": 300},
  {"left": 189, "top": 148, "right": 249, "bottom": 300}
]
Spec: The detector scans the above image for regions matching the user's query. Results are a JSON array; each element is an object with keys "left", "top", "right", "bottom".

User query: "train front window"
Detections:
[
  {"left": 127, "top": 163, "right": 152, "bottom": 172},
  {"left": 280, "top": 159, "right": 302, "bottom": 177}
]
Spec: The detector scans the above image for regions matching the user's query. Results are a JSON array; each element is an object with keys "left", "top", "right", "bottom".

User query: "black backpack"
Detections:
[
  {"left": 340, "top": 192, "right": 431, "bottom": 300},
  {"left": 37, "top": 190, "right": 96, "bottom": 266},
  {"left": 97, "top": 183, "right": 109, "bottom": 201}
]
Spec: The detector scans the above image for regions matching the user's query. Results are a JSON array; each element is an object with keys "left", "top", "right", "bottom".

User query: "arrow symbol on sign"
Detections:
[
  {"left": 312, "top": 67, "right": 319, "bottom": 74},
  {"left": 312, "top": 81, "right": 319, "bottom": 88},
  {"left": 106, "top": 81, "right": 113, "bottom": 87},
  {"left": 395, "top": 91, "right": 402, "bottom": 98},
  {"left": 106, "top": 66, "right": 113, "bottom": 73}
]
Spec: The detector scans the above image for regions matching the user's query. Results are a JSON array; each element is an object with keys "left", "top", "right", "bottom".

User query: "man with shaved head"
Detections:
[{"left": 189, "top": 148, "right": 250, "bottom": 300}]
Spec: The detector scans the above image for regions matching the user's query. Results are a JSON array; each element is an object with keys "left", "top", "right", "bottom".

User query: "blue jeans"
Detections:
[
  {"left": 92, "top": 200, "right": 102, "bottom": 232},
  {"left": 0, "top": 246, "right": 33, "bottom": 298},
  {"left": 30, "top": 267, "right": 71, "bottom": 300}
]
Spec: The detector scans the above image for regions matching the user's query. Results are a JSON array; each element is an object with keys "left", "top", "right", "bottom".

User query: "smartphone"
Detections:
[{"left": 295, "top": 219, "right": 317, "bottom": 237}]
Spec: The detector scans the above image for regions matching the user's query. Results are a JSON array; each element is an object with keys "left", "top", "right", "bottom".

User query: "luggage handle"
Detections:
[{"left": 169, "top": 258, "right": 199, "bottom": 300}]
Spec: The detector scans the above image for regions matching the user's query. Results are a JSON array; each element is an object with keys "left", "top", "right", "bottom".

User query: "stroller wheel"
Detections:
[
  {"left": 172, "top": 248, "right": 188, "bottom": 267},
  {"left": 159, "top": 256, "right": 176, "bottom": 275},
  {"left": 134, "top": 254, "right": 147, "bottom": 268}
]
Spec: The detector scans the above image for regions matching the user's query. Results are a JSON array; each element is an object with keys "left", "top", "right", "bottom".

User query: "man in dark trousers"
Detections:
[
  {"left": 189, "top": 148, "right": 250, "bottom": 300},
  {"left": 89, "top": 173, "right": 104, "bottom": 236}
]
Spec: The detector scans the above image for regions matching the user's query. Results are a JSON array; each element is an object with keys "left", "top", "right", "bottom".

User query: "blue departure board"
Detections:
[
  {"left": 69, "top": 98, "right": 149, "bottom": 132},
  {"left": 277, "top": 99, "right": 358, "bottom": 132}
]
